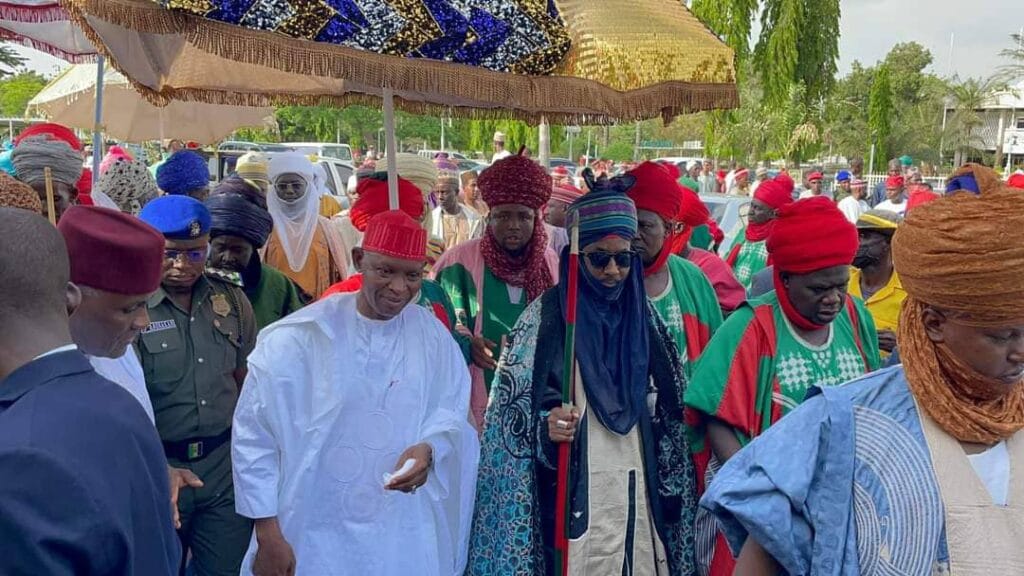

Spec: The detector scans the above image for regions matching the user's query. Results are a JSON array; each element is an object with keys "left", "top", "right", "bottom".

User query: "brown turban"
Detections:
[{"left": 892, "top": 163, "right": 1024, "bottom": 444}]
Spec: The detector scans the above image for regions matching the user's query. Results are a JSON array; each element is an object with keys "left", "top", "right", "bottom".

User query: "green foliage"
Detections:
[
  {"left": 0, "top": 45, "right": 26, "bottom": 78},
  {"left": 695, "top": 0, "right": 839, "bottom": 108},
  {"left": 867, "top": 65, "right": 893, "bottom": 162},
  {"left": 998, "top": 33, "right": 1024, "bottom": 82},
  {"left": 0, "top": 71, "right": 47, "bottom": 117},
  {"left": 946, "top": 76, "right": 1008, "bottom": 164}
]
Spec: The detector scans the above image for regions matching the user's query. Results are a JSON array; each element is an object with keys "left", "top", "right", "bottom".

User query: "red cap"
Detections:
[
  {"left": 362, "top": 210, "right": 427, "bottom": 262},
  {"left": 807, "top": 171, "right": 823, "bottom": 183},
  {"left": 677, "top": 184, "right": 709, "bottom": 227},
  {"left": 15, "top": 123, "right": 82, "bottom": 151},
  {"left": 626, "top": 161, "right": 682, "bottom": 222},
  {"left": 767, "top": 197, "right": 858, "bottom": 274},
  {"left": 754, "top": 173, "right": 796, "bottom": 210},
  {"left": 550, "top": 182, "right": 585, "bottom": 204},
  {"left": 77, "top": 168, "right": 93, "bottom": 196},
  {"left": 350, "top": 176, "right": 424, "bottom": 232},
  {"left": 886, "top": 175, "right": 905, "bottom": 188},
  {"left": 58, "top": 206, "right": 165, "bottom": 295},
  {"left": 1007, "top": 173, "right": 1024, "bottom": 190},
  {"left": 906, "top": 190, "right": 939, "bottom": 213}
]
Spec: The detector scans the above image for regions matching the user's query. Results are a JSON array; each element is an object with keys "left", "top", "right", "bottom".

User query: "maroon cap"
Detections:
[{"left": 58, "top": 206, "right": 165, "bottom": 295}]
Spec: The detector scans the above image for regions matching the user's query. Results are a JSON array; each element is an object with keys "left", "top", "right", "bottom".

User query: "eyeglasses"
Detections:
[
  {"left": 583, "top": 250, "right": 636, "bottom": 269},
  {"left": 165, "top": 248, "right": 208, "bottom": 264}
]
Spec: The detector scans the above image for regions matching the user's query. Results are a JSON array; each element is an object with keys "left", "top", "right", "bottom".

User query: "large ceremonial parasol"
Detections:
[
  {"left": 60, "top": 2, "right": 738, "bottom": 572},
  {"left": 29, "top": 62, "right": 276, "bottom": 144},
  {"left": 1, "top": 0, "right": 94, "bottom": 61}
]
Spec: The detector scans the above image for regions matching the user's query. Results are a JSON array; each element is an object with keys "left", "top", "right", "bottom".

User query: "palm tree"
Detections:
[
  {"left": 945, "top": 76, "right": 1007, "bottom": 166},
  {"left": 0, "top": 44, "right": 26, "bottom": 78},
  {"left": 998, "top": 33, "right": 1024, "bottom": 83}
]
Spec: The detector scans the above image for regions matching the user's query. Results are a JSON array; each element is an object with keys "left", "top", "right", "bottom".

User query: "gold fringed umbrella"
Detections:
[{"left": 60, "top": 0, "right": 737, "bottom": 125}]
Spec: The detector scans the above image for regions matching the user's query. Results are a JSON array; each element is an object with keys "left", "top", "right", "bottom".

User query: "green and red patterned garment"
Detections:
[
  {"left": 683, "top": 290, "right": 879, "bottom": 575},
  {"left": 648, "top": 255, "right": 723, "bottom": 376},
  {"left": 724, "top": 224, "right": 769, "bottom": 289}
]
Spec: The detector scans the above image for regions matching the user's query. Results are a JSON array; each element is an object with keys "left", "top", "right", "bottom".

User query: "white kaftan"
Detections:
[{"left": 232, "top": 293, "right": 479, "bottom": 576}]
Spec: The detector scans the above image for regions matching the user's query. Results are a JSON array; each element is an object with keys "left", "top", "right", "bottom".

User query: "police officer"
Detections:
[{"left": 139, "top": 195, "right": 256, "bottom": 576}]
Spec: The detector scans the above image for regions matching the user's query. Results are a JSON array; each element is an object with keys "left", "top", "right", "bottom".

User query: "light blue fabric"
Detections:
[{"left": 701, "top": 366, "right": 950, "bottom": 575}]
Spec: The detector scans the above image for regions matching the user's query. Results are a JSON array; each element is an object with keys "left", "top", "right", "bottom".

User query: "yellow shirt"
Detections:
[
  {"left": 848, "top": 267, "right": 906, "bottom": 334},
  {"left": 319, "top": 195, "right": 342, "bottom": 219}
]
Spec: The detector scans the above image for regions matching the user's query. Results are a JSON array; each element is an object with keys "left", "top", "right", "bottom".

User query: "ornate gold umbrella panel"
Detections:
[{"left": 61, "top": 0, "right": 737, "bottom": 124}]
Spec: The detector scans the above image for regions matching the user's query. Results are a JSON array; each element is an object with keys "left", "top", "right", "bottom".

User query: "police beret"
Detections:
[{"left": 139, "top": 195, "right": 211, "bottom": 240}]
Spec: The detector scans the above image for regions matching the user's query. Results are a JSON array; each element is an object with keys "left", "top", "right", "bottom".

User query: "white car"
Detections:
[{"left": 282, "top": 142, "right": 354, "bottom": 163}]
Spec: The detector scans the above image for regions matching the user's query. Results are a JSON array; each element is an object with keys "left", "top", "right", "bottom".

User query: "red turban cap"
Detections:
[
  {"left": 1007, "top": 173, "right": 1024, "bottom": 190},
  {"left": 906, "top": 189, "right": 940, "bottom": 213},
  {"left": 767, "top": 196, "right": 858, "bottom": 274},
  {"left": 677, "top": 184, "right": 709, "bottom": 227},
  {"left": 886, "top": 175, "right": 905, "bottom": 188},
  {"left": 362, "top": 210, "right": 427, "bottom": 262},
  {"left": 626, "top": 161, "right": 681, "bottom": 222},
  {"left": 15, "top": 123, "right": 82, "bottom": 151},
  {"left": 350, "top": 175, "right": 424, "bottom": 232},
  {"left": 754, "top": 173, "right": 796, "bottom": 210},
  {"left": 550, "top": 182, "right": 585, "bottom": 204},
  {"left": 479, "top": 154, "right": 551, "bottom": 210},
  {"left": 58, "top": 206, "right": 165, "bottom": 294}
]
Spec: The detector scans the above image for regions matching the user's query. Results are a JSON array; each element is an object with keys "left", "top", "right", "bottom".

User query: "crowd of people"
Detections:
[{"left": 1, "top": 121, "right": 1024, "bottom": 576}]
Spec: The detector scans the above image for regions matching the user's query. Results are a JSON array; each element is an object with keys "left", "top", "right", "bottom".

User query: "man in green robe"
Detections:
[
  {"left": 205, "top": 182, "right": 303, "bottom": 329},
  {"left": 432, "top": 153, "right": 559, "bottom": 429},
  {"left": 724, "top": 173, "right": 797, "bottom": 289},
  {"left": 626, "top": 162, "right": 723, "bottom": 375}
]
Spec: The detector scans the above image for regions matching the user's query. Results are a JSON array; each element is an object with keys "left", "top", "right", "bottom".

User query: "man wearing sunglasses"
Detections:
[{"left": 139, "top": 195, "right": 258, "bottom": 576}]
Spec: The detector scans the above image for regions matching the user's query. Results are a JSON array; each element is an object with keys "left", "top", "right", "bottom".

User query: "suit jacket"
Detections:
[{"left": 0, "top": 349, "right": 180, "bottom": 575}]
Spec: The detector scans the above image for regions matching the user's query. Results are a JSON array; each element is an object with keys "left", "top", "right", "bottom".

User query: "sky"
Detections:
[{"left": 5, "top": 0, "right": 1024, "bottom": 81}]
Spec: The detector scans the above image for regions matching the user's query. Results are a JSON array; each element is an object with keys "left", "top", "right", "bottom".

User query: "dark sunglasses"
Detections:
[
  {"left": 584, "top": 250, "right": 636, "bottom": 269},
  {"left": 165, "top": 248, "right": 208, "bottom": 264}
]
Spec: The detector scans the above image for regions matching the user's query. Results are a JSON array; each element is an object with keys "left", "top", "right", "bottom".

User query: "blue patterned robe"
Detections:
[
  {"left": 467, "top": 289, "right": 698, "bottom": 575},
  {"left": 701, "top": 366, "right": 951, "bottom": 575}
]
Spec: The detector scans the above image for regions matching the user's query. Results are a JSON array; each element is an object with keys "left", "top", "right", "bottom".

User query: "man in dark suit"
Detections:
[{"left": 0, "top": 208, "right": 180, "bottom": 575}]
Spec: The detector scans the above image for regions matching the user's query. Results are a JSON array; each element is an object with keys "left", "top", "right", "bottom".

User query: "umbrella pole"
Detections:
[
  {"left": 90, "top": 56, "right": 105, "bottom": 185},
  {"left": 383, "top": 87, "right": 400, "bottom": 211},
  {"left": 554, "top": 223, "right": 579, "bottom": 576}
]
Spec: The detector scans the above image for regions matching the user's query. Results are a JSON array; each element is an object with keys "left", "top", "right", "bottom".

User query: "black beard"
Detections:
[{"left": 852, "top": 252, "right": 879, "bottom": 269}]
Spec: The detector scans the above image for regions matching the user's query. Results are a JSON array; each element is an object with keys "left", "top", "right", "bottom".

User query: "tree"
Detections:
[
  {"left": 0, "top": 71, "right": 47, "bottom": 117},
  {"left": 0, "top": 44, "right": 26, "bottom": 78},
  {"left": 692, "top": 0, "right": 840, "bottom": 107},
  {"left": 867, "top": 65, "right": 893, "bottom": 163},
  {"left": 998, "top": 33, "right": 1024, "bottom": 82},
  {"left": 946, "top": 76, "right": 1006, "bottom": 166}
]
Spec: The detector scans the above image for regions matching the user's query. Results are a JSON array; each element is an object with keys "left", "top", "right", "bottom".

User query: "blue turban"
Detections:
[
  {"left": 206, "top": 192, "right": 273, "bottom": 248},
  {"left": 140, "top": 195, "right": 211, "bottom": 240},
  {"left": 156, "top": 150, "right": 210, "bottom": 196}
]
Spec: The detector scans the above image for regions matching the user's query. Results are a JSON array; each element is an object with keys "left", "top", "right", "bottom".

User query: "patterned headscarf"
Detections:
[
  {"left": 0, "top": 171, "right": 42, "bottom": 214},
  {"left": 96, "top": 157, "right": 160, "bottom": 216}
]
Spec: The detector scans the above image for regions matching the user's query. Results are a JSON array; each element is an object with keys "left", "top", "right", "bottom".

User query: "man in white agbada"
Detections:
[
  {"left": 262, "top": 152, "right": 349, "bottom": 300},
  {"left": 232, "top": 209, "right": 479, "bottom": 576}
]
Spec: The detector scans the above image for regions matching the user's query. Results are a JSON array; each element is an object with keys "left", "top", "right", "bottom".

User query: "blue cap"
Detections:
[
  {"left": 139, "top": 195, "right": 211, "bottom": 240},
  {"left": 836, "top": 170, "right": 851, "bottom": 182},
  {"left": 156, "top": 150, "right": 210, "bottom": 196}
]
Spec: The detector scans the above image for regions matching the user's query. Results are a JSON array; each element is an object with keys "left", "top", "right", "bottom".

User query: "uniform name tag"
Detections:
[{"left": 142, "top": 320, "right": 176, "bottom": 334}]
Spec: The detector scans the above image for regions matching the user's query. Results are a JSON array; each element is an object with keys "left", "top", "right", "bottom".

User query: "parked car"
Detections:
[
  {"left": 217, "top": 141, "right": 292, "bottom": 153},
  {"left": 418, "top": 149, "right": 469, "bottom": 161},
  {"left": 316, "top": 157, "right": 356, "bottom": 198},
  {"left": 548, "top": 157, "right": 577, "bottom": 175},
  {"left": 699, "top": 193, "right": 751, "bottom": 255},
  {"left": 282, "top": 142, "right": 354, "bottom": 163},
  {"left": 655, "top": 156, "right": 702, "bottom": 173}
]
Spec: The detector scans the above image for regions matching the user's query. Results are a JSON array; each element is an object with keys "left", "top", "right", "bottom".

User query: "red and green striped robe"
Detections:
[
  {"left": 724, "top": 225, "right": 770, "bottom": 289},
  {"left": 683, "top": 291, "right": 879, "bottom": 575},
  {"left": 648, "top": 255, "right": 723, "bottom": 377}
]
